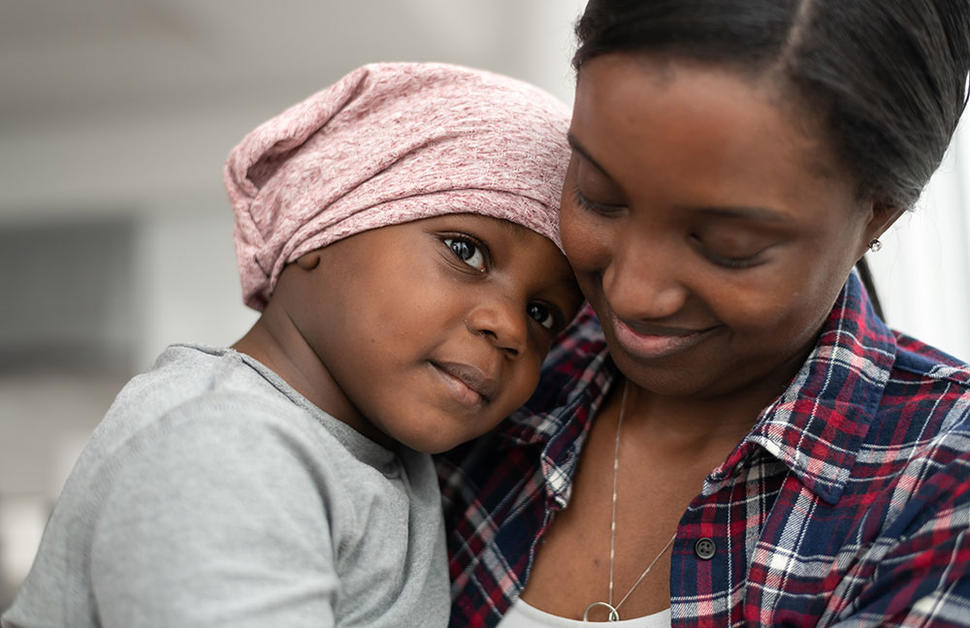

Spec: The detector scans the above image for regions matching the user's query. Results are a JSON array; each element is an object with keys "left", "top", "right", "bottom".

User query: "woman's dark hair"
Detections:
[{"left": 574, "top": 0, "right": 970, "bottom": 212}]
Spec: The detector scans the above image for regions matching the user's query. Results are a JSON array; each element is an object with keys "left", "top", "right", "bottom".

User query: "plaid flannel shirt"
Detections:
[{"left": 438, "top": 272, "right": 970, "bottom": 627}]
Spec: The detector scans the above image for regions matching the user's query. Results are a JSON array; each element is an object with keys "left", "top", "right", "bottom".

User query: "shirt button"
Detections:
[{"left": 694, "top": 537, "right": 716, "bottom": 560}]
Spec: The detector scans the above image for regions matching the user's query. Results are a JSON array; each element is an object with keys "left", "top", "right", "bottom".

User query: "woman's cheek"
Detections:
[{"left": 707, "top": 276, "right": 798, "bottom": 332}]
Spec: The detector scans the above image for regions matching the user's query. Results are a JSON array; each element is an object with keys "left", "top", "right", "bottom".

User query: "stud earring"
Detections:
[{"left": 868, "top": 238, "right": 882, "bottom": 252}]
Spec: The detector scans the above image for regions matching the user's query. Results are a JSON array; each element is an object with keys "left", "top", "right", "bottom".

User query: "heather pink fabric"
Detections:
[{"left": 224, "top": 62, "right": 571, "bottom": 311}]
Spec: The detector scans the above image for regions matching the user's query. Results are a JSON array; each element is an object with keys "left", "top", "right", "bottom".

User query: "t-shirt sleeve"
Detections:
[{"left": 89, "top": 395, "right": 340, "bottom": 628}]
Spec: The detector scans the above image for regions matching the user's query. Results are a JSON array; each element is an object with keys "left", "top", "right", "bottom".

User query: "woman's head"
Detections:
[
  {"left": 574, "top": 0, "right": 970, "bottom": 211},
  {"left": 561, "top": 2, "right": 970, "bottom": 401}
]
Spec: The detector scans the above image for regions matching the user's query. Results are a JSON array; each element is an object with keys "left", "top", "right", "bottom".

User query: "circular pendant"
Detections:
[{"left": 583, "top": 601, "right": 621, "bottom": 622}]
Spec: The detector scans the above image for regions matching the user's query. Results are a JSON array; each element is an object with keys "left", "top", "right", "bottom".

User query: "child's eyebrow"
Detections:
[{"left": 500, "top": 219, "right": 526, "bottom": 236}]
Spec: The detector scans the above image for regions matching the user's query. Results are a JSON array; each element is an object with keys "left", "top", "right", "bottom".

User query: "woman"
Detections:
[{"left": 439, "top": 1, "right": 970, "bottom": 626}]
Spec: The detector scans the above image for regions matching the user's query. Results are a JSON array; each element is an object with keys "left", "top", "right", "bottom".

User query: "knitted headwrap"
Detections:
[{"left": 224, "top": 62, "right": 571, "bottom": 311}]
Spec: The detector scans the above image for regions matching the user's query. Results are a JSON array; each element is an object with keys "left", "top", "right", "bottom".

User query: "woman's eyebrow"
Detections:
[
  {"left": 567, "top": 132, "right": 611, "bottom": 177},
  {"left": 690, "top": 206, "right": 794, "bottom": 224}
]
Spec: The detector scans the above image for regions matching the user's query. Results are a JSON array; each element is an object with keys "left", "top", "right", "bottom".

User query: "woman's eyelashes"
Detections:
[
  {"left": 703, "top": 250, "right": 763, "bottom": 269},
  {"left": 572, "top": 185, "right": 625, "bottom": 216},
  {"left": 688, "top": 234, "right": 768, "bottom": 269},
  {"left": 571, "top": 185, "right": 773, "bottom": 270},
  {"left": 442, "top": 234, "right": 489, "bottom": 272}
]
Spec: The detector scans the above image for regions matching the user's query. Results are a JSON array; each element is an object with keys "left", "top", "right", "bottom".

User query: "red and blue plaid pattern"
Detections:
[{"left": 438, "top": 272, "right": 970, "bottom": 627}]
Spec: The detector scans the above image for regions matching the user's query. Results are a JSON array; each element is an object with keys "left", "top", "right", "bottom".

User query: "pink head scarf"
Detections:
[{"left": 224, "top": 62, "right": 571, "bottom": 311}]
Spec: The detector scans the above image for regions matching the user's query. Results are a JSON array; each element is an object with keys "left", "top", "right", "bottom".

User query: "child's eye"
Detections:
[
  {"left": 443, "top": 237, "right": 487, "bottom": 272},
  {"left": 527, "top": 302, "right": 557, "bottom": 331}
]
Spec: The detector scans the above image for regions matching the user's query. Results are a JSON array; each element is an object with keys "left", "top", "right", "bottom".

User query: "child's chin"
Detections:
[
  {"left": 402, "top": 435, "right": 464, "bottom": 456},
  {"left": 394, "top": 426, "right": 488, "bottom": 455}
]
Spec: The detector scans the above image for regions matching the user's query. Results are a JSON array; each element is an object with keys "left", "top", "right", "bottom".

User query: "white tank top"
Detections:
[{"left": 496, "top": 598, "right": 671, "bottom": 627}]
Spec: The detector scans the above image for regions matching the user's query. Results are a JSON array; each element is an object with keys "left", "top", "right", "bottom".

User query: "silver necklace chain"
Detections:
[{"left": 584, "top": 380, "right": 677, "bottom": 622}]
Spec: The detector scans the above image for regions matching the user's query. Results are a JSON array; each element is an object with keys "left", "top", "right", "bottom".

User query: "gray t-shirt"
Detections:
[{"left": 2, "top": 345, "right": 449, "bottom": 628}]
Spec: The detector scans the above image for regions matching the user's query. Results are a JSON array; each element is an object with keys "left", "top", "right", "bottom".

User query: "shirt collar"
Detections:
[
  {"left": 709, "top": 271, "right": 897, "bottom": 504},
  {"left": 498, "top": 304, "right": 615, "bottom": 506}
]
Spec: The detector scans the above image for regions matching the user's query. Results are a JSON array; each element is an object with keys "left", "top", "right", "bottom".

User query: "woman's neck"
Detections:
[{"left": 618, "top": 362, "right": 798, "bottom": 456}]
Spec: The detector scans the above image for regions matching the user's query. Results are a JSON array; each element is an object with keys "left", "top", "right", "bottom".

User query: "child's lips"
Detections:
[{"left": 431, "top": 361, "right": 500, "bottom": 404}]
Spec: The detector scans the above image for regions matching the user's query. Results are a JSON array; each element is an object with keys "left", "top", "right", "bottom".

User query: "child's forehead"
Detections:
[
  {"left": 401, "top": 213, "right": 554, "bottom": 244},
  {"left": 435, "top": 213, "right": 529, "bottom": 231}
]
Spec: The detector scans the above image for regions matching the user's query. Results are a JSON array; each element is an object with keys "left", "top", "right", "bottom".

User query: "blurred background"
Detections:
[{"left": 0, "top": 0, "right": 968, "bottom": 611}]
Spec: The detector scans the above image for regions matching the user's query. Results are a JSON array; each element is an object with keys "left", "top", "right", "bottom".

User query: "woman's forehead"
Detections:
[{"left": 571, "top": 54, "right": 849, "bottom": 198}]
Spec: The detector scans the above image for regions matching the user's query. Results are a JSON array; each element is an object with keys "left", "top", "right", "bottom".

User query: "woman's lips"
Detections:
[{"left": 610, "top": 315, "right": 718, "bottom": 359}]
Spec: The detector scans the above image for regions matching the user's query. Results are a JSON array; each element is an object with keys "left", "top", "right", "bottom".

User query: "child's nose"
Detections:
[{"left": 466, "top": 296, "right": 527, "bottom": 358}]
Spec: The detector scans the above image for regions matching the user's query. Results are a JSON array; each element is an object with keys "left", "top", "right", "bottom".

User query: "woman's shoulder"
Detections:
[
  {"left": 892, "top": 330, "right": 970, "bottom": 388},
  {"left": 879, "top": 331, "right": 970, "bottom": 436},
  {"left": 860, "top": 330, "right": 970, "bottom": 494}
]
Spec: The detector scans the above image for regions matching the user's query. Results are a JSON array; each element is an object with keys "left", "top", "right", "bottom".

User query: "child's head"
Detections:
[{"left": 225, "top": 62, "right": 582, "bottom": 453}]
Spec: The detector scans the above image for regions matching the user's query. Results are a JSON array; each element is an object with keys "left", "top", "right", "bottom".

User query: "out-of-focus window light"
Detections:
[{"left": 0, "top": 495, "right": 48, "bottom": 608}]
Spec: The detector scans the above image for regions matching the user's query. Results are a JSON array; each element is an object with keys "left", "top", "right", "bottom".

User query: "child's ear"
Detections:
[{"left": 295, "top": 252, "right": 321, "bottom": 271}]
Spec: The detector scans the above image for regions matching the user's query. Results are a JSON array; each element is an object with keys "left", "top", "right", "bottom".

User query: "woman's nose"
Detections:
[
  {"left": 465, "top": 295, "right": 527, "bottom": 358},
  {"left": 602, "top": 236, "right": 688, "bottom": 321}
]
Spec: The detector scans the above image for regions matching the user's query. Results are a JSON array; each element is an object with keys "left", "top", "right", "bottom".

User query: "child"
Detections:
[{"left": 2, "top": 62, "right": 581, "bottom": 627}]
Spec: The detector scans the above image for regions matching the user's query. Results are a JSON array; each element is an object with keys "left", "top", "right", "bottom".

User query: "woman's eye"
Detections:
[
  {"left": 700, "top": 244, "right": 762, "bottom": 269},
  {"left": 707, "top": 252, "right": 761, "bottom": 269},
  {"left": 443, "top": 237, "right": 486, "bottom": 272},
  {"left": 689, "top": 234, "right": 767, "bottom": 269},
  {"left": 572, "top": 185, "right": 625, "bottom": 216},
  {"left": 527, "top": 302, "right": 557, "bottom": 330}
]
